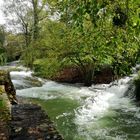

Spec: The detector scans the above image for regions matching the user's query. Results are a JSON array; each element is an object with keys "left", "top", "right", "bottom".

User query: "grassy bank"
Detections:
[{"left": 0, "top": 92, "right": 10, "bottom": 122}]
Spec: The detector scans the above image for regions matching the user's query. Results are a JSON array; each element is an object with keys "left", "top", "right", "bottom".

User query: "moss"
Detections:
[
  {"left": 0, "top": 96, "right": 10, "bottom": 122},
  {"left": 0, "top": 85, "right": 10, "bottom": 122}
]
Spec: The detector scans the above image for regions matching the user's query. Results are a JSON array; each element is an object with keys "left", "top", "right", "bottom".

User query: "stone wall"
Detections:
[{"left": 9, "top": 104, "right": 64, "bottom": 140}]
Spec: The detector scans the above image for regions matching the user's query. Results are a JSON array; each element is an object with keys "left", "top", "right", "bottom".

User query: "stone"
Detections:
[{"left": 9, "top": 104, "right": 64, "bottom": 140}]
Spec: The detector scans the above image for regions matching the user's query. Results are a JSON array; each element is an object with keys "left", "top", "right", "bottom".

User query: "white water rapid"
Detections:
[{"left": 2, "top": 63, "right": 140, "bottom": 140}]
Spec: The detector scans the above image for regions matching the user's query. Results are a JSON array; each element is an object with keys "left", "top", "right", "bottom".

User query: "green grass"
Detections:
[
  {"left": 0, "top": 97, "right": 5, "bottom": 108},
  {"left": 0, "top": 98, "right": 3, "bottom": 107},
  {"left": 0, "top": 97, "right": 10, "bottom": 122}
]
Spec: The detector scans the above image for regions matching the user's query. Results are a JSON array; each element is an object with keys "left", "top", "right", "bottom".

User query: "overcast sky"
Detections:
[{"left": 0, "top": 0, "right": 6, "bottom": 25}]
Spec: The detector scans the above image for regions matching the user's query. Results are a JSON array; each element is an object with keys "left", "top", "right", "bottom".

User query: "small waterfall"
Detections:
[
  {"left": 75, "top": 77, "right": 132, "bottom": 123},
  {"left": 74, "top": 71, "right": 140, "bottom": 139},
  {"left": 2, "top": 62, "right": 140, "bottom": 140}
]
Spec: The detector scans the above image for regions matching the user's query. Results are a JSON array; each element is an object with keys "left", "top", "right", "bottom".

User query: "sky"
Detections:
[{"left": 0, "top": 0, "right": 6, "bottom": 25}]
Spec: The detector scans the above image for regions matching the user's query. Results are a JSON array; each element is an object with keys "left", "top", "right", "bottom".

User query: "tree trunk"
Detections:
[
  {"left": 32, "top": 0, "right": 39, "bottom": 40},
  {"left": 83, "top": 66, "right": 94, "bottom": 86},
  {"left": 24, "top": 24, "right": 30, "bottom": 48}
]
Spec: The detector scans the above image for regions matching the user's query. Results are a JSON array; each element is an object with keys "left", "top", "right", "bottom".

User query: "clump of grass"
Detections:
[{"left": 0, "top": 97, "right": 10, "bottom": 122}]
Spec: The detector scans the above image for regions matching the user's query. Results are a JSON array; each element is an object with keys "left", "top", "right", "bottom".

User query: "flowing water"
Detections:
[{"left": 2, "top": 62, "right": 140, "bottom": 140}]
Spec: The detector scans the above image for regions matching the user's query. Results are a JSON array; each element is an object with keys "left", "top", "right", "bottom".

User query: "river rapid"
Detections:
[{"left": 2, "top": 62, "right": 140, "bottom": 140}]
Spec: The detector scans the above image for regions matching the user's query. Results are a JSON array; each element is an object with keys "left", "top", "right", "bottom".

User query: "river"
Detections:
[{"left": 2, "top": 62, "right": 140, "bottom": 140}]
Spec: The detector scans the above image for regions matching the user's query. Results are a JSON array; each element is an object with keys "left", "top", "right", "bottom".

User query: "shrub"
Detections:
[{"left": 33, "top": 58, "right": 61, "bottom": 79}]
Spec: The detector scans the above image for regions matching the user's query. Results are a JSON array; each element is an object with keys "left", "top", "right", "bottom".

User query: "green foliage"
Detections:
[
  {"left": 58, "top": 0, "right": 140, "bottom": 78},
  {"left": 5, "top": 33, "right": 24, "bottom": 62},
  {"left": 0, "top": 95, "right": 10, "bottom": 122},
  {"left": 5, "top": 0, "right": 140, "bottom": 85},
  {"left": 25, "top": 1, "right": 140, "bottom": 83},
  {"left": 33, "top": 58, "right": 61, "bottom": 78}
]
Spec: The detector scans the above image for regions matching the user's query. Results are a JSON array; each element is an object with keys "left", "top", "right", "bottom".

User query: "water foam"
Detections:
[
  {"left": 8, "top": 63, "right": 140, "bottom": 139},
  {"left": 74, "top": 76, "right": 134, "bottom": 128},
  {"left": 10, "top": 71, "right": 32, "bottom": 77}
]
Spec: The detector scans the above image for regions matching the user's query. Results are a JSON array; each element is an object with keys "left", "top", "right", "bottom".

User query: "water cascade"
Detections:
[{"left": 2, "top": 63, "right": 140, "bottom": 140}]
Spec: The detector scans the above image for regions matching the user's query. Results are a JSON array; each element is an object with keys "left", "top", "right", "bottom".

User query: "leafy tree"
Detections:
[
  {"left": 3, "top": 0, "right": 50, "bottom": 66},
  {"left": 45, "top": 0, "right": 140, "bottom": 85},
  {"left": 4, "top": 32, "right": 24, "bottom": 62},
  {"left": 3, "top": 0, "right": 140, "bottom": 86}
]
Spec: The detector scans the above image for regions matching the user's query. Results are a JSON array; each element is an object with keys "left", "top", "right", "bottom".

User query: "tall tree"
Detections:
[
  {"left": 3, "top": 0, "right": 49, "bottom": 67},
  {"left": 3, "top": 0, "right": 48, "bottom": 45}
]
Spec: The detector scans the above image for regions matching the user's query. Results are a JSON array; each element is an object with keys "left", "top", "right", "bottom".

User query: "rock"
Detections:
[
  {"left": 9, "top": 104, "right": 64, "bottom": 140},
  {"left": 54, "top": 66, "right": 114, "bottom": 85},
  {"left": 134, "top": 77, "right": 140, "bottom": 101},
  {"left": 53, "top": 66, "right": 83, "bottom": 84}
]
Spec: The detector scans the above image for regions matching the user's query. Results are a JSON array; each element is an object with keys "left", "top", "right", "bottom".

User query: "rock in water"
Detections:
[{"left": 9, "top": 104, "right": 64, "bottom": 140}]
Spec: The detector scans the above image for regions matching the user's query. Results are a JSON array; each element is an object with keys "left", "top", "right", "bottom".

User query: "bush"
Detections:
[{"left": 33, "top": 58, "right": 62, "bottom": 79}]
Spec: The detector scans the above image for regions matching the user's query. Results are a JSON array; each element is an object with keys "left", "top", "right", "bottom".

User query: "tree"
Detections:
[
  {"left": 3, "top": 0, "right": 50, "bottom": 67},
  {"left": 45, "top": 0, "right": 140, "bottom": 85},
  {"left": 4, "top": 32, "right": 24, "bottom": 62},
  {"left": 3, "top": 0, "right": 140, "bottom": 86},
  {"left": 3, "top": 0, "right": 32, "bottom": 47},
  {"left": 3, "top": 0, "right": 48, "bottom": 46}
]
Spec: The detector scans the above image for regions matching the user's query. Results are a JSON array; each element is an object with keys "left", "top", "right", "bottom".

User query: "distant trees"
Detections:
[
  {"left": 3, "top": 0, "right": 48, "bottom": 46},
  {"left": 5, "top": 32, "right": 24, "bottom": 62},
  {"left": 0, "top": 25, "right": 25, "bottom": 64},
  {"left": 0, "top": 26, "right": 5, "bottom": 48},
  {"left": 3, "top": 0, "right": 49, "bottom": 66},
  {"left": 3, "top": 0, "right": 31, "bottom": 47}
]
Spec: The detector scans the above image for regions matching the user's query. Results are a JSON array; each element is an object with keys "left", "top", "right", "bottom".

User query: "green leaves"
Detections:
[
  {"left": 33, "top": 58, "right": 62, "bottom": 78},
  {"left": 16, "top": 0, "right": 140, "bottom": 82}
]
